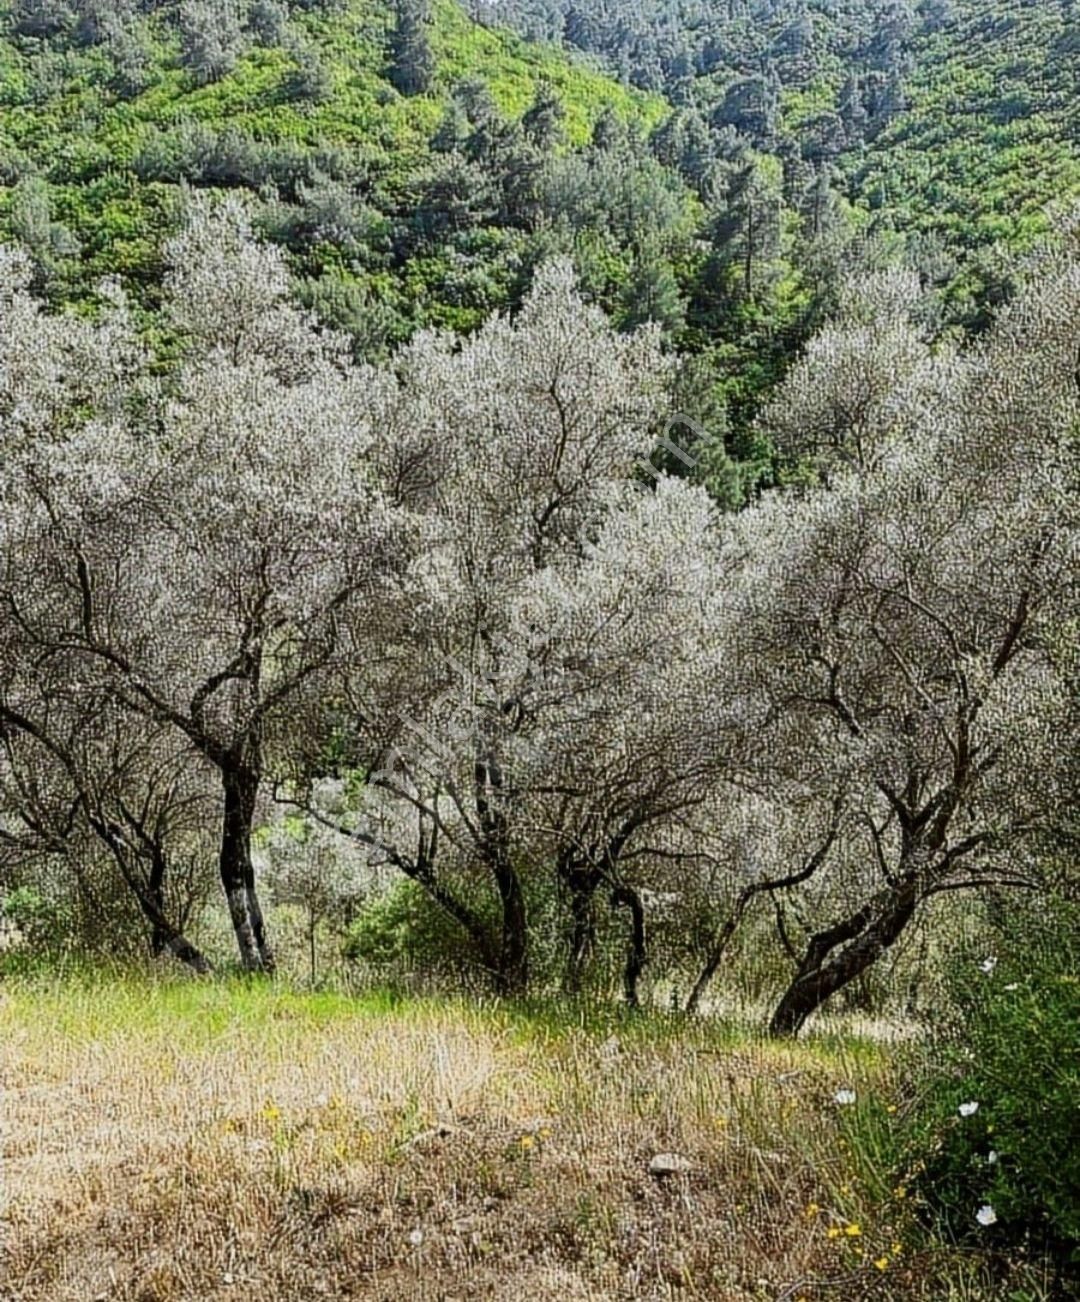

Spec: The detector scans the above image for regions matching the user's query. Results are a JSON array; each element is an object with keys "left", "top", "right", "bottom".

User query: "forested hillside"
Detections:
[
  {"left": 3, "top": 0, "right": 1077, "bottom": 506},
  {"left": 471, "top": 0, "right": 1080, "bottom": 236},
  {"left": 0, "top": 0, "right": 674, "bottom": 343},
  {"left": 852, "top": 1, "right": 1080, "bottom": 250},
  {"left": 472, "top": 0, "right": 1080, "bottom": 311}
]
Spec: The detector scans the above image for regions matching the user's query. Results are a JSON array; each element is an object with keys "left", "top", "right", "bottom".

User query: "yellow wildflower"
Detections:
[
  {"left": 844, "top": 1223, "right": 862, "bottom": 1237},
  {"left": 805, "top": 1203, "right": 821, "bottom": 1218},
  {"left": 827, "top": 1226, "right": 842, "bottom": 1240},
  {"left": 874, "top": 1256, "right": 890, "bottom": 1271},
  {"left": 519, "top": 1134, "right": 535, "bottom": 1150}
]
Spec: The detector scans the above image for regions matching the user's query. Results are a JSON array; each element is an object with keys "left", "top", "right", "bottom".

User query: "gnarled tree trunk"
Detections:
[
  {"left": 687, "top": 815, "right": 843, "bottom": 1015},
  {"left": 220, "top": 762, "right": 275, "bottom": 973},
  {"left": 475, "top": 751, "right": 528, "bottom": 994},
  {"left": 769, "top": 874, "right": 917, "bottom": 1037},
  {"left": 90, "top": 815, "right": 213, "bottom": 975}
]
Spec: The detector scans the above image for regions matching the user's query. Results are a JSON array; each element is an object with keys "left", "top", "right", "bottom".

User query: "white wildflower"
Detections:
[
  {"left": 959, "top": 1101, "right": 979, "bottom": 1117},
  {"left": 834, "top": 1089, "right": 857, "bottom": 1105},
  {"left": 976, "top": 1204, "right": 997, "bottom": 1227}
]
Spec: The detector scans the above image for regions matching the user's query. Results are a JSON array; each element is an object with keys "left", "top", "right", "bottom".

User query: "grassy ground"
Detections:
[{"left": 0, "top": 973, "right": 1046, "bottom": 1300}]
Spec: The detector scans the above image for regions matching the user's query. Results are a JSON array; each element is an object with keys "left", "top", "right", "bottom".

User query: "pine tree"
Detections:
[
  {"left": 709, "top": 161, "right": 782, "bottom": 301},
  {"left": 389, "top": 0, "right": 435, "bottom": 97},
  {"left": 521, "top": 81, "right": 565, "bottom": 152},
  {"left": 619, "top": 244, "right": 686, "bottom": 334},
  {"left": 591, "top": 106, "right": 626, "bottom": 153}
]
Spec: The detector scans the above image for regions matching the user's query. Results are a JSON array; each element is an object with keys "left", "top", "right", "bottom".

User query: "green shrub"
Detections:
[
  {"left": 1, "top": 886, "right": 74, "bottom": 959},
  {"left": 282, "top": 41, "right": 333, "bottom": 104},
  {"left": 900, "top": 902, "right": 1080, "bottom": 1280},
  {"left": 344, "top": 879, "right": 489, "bottom": 985},
  {"left": 343, "top": 873, "right": 590, "bottom": 995},
  {"left": 294, "top": 268, "right": 405, "bottom": 358}
]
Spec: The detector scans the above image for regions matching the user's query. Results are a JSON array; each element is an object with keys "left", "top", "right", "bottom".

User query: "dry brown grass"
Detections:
[{"left": 0, "top": 976, "right": 1000, "bottom": 1301}]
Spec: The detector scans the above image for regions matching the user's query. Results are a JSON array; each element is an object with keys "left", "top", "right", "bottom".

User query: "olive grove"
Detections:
[{"left": 0, "top": 199, "right": 1077, "bottom": 1033}]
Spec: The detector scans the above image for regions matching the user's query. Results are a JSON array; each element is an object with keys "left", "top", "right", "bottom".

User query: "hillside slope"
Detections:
[
  {"left": 848, "top": 0, "right": 1080, "bottom": 249},
  {"left": 472, "top": 0, "right": 1080, "bottom": 256},
  {"left": 0, "top": 0, "right": 668, "bottom": 339}
]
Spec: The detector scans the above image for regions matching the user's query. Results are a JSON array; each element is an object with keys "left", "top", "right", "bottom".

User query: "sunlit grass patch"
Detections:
[{"left": 0, "top": 973, "right": 1063, "bottom": 1300}]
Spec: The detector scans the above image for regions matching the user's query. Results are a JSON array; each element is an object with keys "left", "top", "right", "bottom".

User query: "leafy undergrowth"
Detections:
[{"left": 0, "top": 975, "right": 1057, "bottom": 1300}]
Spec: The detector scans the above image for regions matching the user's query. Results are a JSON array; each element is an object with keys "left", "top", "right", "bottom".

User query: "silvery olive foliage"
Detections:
[
  {"left": 0, "top": 197, "right": 405, "bottom": 973},
  {"left": 294, "top": 262, "right": 746, "bottom": 992},
  {"left": 723, "top": 229, "right": 1080, "bottom": 1033},
  {"left": 758, "top": 266, "right": 945, "bottom": 476},
  {"left": 0, "top": 197, "right": 1077, "bottom": 1031}
]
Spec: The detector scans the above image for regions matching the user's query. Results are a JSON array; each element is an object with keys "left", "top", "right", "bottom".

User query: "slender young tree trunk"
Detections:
[
  {"left": 563, "top": 869, "right": 600, "bottom": 995},
  {"left": 744, "top": 202, "right": 755, "bottom": 298},
  {"left": 685, "top": 909, "right": 742, "bottom": 1014},
  {"left": 768, "top": 877, "right": 918, "bottom": 1037},
  {"left": 220, "top": 763, "right": 275, "bottom": 973},
  {"left": 89, "top": 815, "right": 214, "bottom": 974},
  {"left": 611, "top": 885, "right": 646, "bottom": 1010},
  {"left": 494, "top": 858, "right": 528, "bottom": 994}
]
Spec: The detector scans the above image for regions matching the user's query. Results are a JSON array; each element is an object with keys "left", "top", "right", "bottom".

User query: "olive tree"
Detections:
[
  {"left": 0, "top": 695, "right": 219, "bottom": 971},
  {"left": 758, "top": 266, "right": 941, "bottom": 478},
  {"left": 0, "top": 200, "right": 405, "bottom": 971},
  {"left": 287, "top": 264, "right": 747, "bottom": 996},
  {"left": 732, "top": 242, "right": 1080, "bottom": 1035},
  {"left": 257, "top": 793, "right": 385, "bottom": 983}
]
